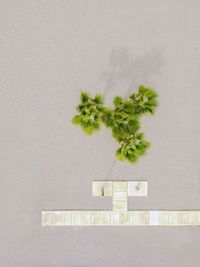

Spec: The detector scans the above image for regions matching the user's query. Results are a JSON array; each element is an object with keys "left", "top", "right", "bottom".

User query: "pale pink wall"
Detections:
[{"left": 0, "top": 0, "right": 200, "bottom": 266}]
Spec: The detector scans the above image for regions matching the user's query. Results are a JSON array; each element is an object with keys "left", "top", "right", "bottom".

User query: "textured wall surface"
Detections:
[{"left": 0, "top": 1, "right": 200, "bottom": 266}]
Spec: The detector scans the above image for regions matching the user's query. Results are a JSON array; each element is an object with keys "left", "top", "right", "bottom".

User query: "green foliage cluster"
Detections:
[{"left": 72, "top": 85, "right": 158, "bottom": 163}]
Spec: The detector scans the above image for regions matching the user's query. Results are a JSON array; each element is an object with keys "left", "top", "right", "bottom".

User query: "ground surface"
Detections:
[{"left": 0, "top": 1, "right": 200, "bottom": 266}]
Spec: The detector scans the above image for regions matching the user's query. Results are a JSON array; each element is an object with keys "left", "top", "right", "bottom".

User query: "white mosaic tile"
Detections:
[
  {"left": 42, "top": 211, "right": 200, "bottom": 226},
  {"left": 92, "top": 181, "right": 112, "bottom": 196},
  {"left": 42, "top": 181, "right": 200, "bottom": 226},
  {"left": 113, "top": 201, "right": 127, "bottom": 211},
  {"left": 128, "top": 181, "right": 148, "bottom": 196}
]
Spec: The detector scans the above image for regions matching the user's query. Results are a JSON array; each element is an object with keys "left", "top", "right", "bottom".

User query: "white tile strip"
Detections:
[
  {"left": 112, "top": 181, "right": 128, "bottom": 211},
  {"left": 42, "top": 181, "right": 200, "bottom": 226},
  {"left": 92, "top": 181, "right": 148, "bottom": 197},
  {"left": 42, "top": 211, "right": 200, "bottom": 226}
]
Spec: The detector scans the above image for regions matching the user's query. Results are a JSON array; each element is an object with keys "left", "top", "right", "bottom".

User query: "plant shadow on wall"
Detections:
[
  {"left": 72, "top": 49, "right": 163, "bottom": 175},
  {"left": 102, "top": 48, "right": 163, "bottom": 98}
]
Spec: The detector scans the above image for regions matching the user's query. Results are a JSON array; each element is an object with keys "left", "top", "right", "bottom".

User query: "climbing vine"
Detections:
[{"left": 72, "top": 85, "right": 158, "bottom": 163}]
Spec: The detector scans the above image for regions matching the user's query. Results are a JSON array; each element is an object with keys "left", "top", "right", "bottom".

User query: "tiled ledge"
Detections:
[
  {"left": 42, "top": 181, "right": 200, "bottom": 226},
  {"left": 42, "top": 210, "right": 200, "bottom": 226}
]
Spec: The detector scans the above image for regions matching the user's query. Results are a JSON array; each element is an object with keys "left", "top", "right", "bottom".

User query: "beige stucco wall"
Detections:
[{"left": 0, "top": 1, "right": 200, "bottom": 266}]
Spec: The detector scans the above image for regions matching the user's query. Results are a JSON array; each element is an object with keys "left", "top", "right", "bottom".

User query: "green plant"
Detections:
[{"left": 72, "top": 85, "right": 158, "bottom": 163}]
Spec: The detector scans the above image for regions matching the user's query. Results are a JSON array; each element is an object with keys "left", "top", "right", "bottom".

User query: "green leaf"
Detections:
[
  {"left": 83, "top": 125, "right": 94, "bottom": 135},
  {"left": 113, "top": 96, "right": 122, "bottom": 107},
  {"left": 92, "top": 121, "right": 100, "bottom": 129},
  {"left": 95, "top": 94, "right": 104, "bottom": 104},
  {"left": 81, "top": 91, "right": 90, "bottom": 103},
  {"left": 72, "top": 115, "right": 81, "bottom": 125},
  {"left": 116, "top": 149, "right": 125, "bottom": 161},
  {"left": 82, "top": 115, "right": 90, "bottom": 123},
  {"left": 72, "top": 85, "right": 158, "bottom": 164}
]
